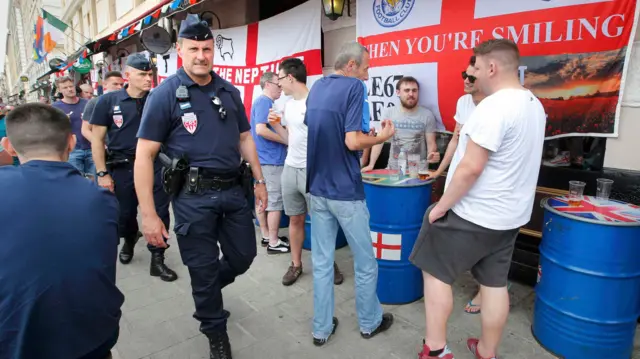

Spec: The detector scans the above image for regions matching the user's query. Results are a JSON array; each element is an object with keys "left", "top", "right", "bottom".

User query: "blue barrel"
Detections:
[
  {"left": 533, "top": 196, "right": 640, "bottom": 359},
  {"left": 254, "top": 211, "right": 289, "bottom": 228},
  {"left": 363, "top": 174, "right": 432, "bottom": 304},
  {"left": 302, "top": 214, "right": 348, "bottom": 250}
]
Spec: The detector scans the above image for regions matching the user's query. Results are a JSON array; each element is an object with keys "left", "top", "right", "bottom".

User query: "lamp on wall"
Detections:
[{"left": 322, "top": 0, "right": 350, "bottom": 21}]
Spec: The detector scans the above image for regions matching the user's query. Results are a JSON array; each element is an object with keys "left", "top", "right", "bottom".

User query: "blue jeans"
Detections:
[
  {"left": 68, "top": 148, "right": 95, "bottom": 176},
  {"left": 309, "top": 194, "right": 383, "bottom": 339}
]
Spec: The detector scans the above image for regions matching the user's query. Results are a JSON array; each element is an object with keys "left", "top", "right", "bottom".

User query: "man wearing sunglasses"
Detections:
[
  {"left": 429, "top": 56, "right": 486, "bottom": 180},
  {"left": 250, "top": 72, "right": 291, "bottom": 254}
]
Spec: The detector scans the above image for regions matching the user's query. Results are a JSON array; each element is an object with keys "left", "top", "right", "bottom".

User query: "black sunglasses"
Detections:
[
  {"left": 212, "top": 96, "right": 227, "bottom": 120},
  {"left": 461, "top": 71, "right": 477, "bottom": 83}
]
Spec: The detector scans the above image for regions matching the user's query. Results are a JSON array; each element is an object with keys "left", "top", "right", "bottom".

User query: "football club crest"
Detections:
[
  {"left": 373, "top": 0, "right": 415, "bottom": 28},
  {"left": 182, "top": 112, "right": 198, "bottom": 134},
  {"left": 113, "top": 115, "right": 123, "bottom": 128}
]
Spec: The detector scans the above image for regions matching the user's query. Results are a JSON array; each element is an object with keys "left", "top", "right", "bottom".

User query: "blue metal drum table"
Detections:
[
  {"left": 533, "top": 196, "right": 640, "bottom": 359},
  {"left": 362, "top": 170, "right": 433, "bottom": 304}
]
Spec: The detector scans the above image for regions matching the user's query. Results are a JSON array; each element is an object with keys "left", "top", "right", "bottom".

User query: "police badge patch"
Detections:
[
  {"left": 113, "top": 115, "right": 123, "bottom": 128},
  {"left": 182, "top": 112, "right": 198, "bottom": 134}
]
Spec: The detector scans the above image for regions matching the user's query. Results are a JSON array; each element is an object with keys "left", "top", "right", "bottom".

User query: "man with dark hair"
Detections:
[
  {"left": 268, "top": 58, "right": 344, "bottom": 286},
  {"left": 90, "top": 55, "right": 177, "bottom": 282},
  {"left": 305, "top": 41, "right": 396, "bottom": 346},
  {"left": 363, "top": 75, "right": 440, "bottom": 172},
  {"left": 0, "top": 103, "right": 123, "bottom": 359},
  {"left": 52, "top": 76, "right": 93, "bottom": 177},
  {"left": 251, "top": 71, "right": 290, "bottom": 254},
  {"left": 410, "top": 39, "right": 546, "bottom": 359},
  {"left": 81, "top": 71, "right": 124, "bottom": 143}
]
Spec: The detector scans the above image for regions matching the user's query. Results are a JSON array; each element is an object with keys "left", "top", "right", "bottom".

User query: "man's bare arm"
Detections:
[
  {"left": 433, "top": 124, "right": 462, "bottom": 176},
  {"left": 81, "top": 121, "right": 94, "bottom": 143},
  {"left": 256, "top": 123, "right": 287, "bottom": 145},
  {"left": 91, "top": 125, "right": 109, "bottom": 171},
  {"left": 134, "top": 139, "right": 162, "bottom": 215},
  {"left": 239, "top": 131, "right": 264, "bottom": 180},
  {"left": 271, "top": 122, "right": 289, "bottom": 144}
]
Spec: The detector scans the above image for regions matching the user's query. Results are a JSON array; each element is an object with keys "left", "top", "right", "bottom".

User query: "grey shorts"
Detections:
[
  {"left": 262, "top": 165, "right": 284, "bottom": 211},
  {"left": 281, "top": 164, "right": 309, "bottom": 216},
  {"left": 409, "top": 204, "right": 518, "bottom": 287}
]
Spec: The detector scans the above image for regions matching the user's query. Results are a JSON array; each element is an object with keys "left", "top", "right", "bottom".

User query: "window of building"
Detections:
[{"left": 115, "top": 0, "right": 134, "bottom": 20}]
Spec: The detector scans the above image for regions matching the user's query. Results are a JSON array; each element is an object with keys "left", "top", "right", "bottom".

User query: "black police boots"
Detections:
[
  {"left": 150, "top": 252, "right": 178, "bottom": 282},
  {"left": 208, "top": 331, "right": 232, "bottom": 359},
  {"left": 119, "top": 235, "right": 140, "bottom": 264}
]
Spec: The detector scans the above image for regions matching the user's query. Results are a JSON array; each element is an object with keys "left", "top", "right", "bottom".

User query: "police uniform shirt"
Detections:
[
  {"left": 90, "top": 86, "right": 148, "bottom": 156},
  {"left": 0, "top": 161, "right": 123, "bottom": 359},
  {"left": 137, "top": 68, "right": 251, "bottom": 172}
]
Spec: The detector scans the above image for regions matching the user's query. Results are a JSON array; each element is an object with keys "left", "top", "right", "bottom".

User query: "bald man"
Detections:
[
  {"left": 410, "top": 39, "right": 546, "bottom": 359},
  {"left": 79, "top": 84, "right": 94, "bottom": 100}
]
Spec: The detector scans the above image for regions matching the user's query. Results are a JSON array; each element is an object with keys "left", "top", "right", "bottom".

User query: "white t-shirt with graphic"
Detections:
[
  {"left": 282, "top": 97, "right": 308, "bottom": 168},
  {"left": 445, "top": 89, "right": 546, "bottom": 230},
  {"left": 453, "top": 94, "right": 476, "bottom": 126}
]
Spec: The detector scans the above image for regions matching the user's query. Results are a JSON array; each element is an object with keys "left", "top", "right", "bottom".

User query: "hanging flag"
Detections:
[
  {"left": 32, "top": 16, "right": 45, "bottom": 63},
  {"left": 133, "top": 21, "right": 142, "bottom": 32},
  {"left": 42, "top": 9, "right": 68, "bottom": 53},
  {"left": 189, "top": 0, "right": 197, "bottom": 5},
  {"left": 169, "top": 0, "right": 181, "bottom": 11},
  {"left": 161, "top": 5, "right": 170, "bottom": 13}
]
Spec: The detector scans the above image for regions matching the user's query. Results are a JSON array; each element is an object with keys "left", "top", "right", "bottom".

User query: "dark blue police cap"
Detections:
[
  {"left": 178, "top": 14, "right": 213, "bottom": 41},
  {"left": 126, "top": 53, "right": 152, "bottom": 71}
]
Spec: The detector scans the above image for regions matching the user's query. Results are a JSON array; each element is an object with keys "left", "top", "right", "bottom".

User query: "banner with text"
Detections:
[
  {"left": 357, "top": 0, "right": 639, "bottom": 138},
  {"left": 211, "top": 0, "right": 322, "bottom": 116}
]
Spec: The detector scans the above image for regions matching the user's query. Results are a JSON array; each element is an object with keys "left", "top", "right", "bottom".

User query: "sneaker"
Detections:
[
  {"left": 267, "top": 240, "right": 290, "bottom": 254},
  {"left": 543, "top": 151, "right": 570, "bottom": 167},
  {"left": 333, "top": 262, "right": 344, "bottom": 285},
  {"left": 361, "top": 313, "right": 394, "bottom": 339},
  {"left": 312, "top": 317, "right": 338, "bottom": 346},
  {"left": 467, "top": 338, "right": 496, "bottom": 359},
  {"left": 419, "top": 340, "right": 455, "bottom": 359},
  {"left": 282, "top": 263, "right": 302, "bottom": 286},
  {"left": 261, "top": 236, "right": 289, "bottom": 247}
]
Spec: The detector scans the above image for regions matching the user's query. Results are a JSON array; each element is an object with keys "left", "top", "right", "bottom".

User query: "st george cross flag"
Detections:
[
  {"left": 357, "top": 0, "right": 639, "bottom": 139},
  {"left": 211, "top": 0, "right": 323, "bottom": 117},
  {"left": 370, "top": 231, "right": 402, "bottom": 261}
]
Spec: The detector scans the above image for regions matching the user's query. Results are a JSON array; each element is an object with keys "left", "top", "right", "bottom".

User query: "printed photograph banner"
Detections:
[
  {"left": 211, "top": 0, "right": 322, "bottom": 117},
  {"left": 357, "top": 0, "right": 639, "bottom": 138}
]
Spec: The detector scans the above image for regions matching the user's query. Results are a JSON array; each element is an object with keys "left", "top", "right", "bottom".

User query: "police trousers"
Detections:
[
  {"left": 111, "top": 161, "right": 170, "bottom": 253},
  {"left": 172, "top": 184, "right": 256, "bottom": 335}
]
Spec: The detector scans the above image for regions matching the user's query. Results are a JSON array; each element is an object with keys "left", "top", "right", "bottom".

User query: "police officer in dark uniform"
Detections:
[
  {"left": 90, "top": 54, "right": 177, "bottom": 282},
  {"left": 134, "top": 15, "right": 267, "bottom": 359}
]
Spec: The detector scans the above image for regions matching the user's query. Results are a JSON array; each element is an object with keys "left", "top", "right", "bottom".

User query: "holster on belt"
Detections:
[
  {"left": 239, "top": 161, "right": 253, "bottom": 205},
  {"left": 158, "top": 153, "right": 188, "bottom": 196},
  {"left": 184, "top": 167, "right": 242, "bottom": 194}
]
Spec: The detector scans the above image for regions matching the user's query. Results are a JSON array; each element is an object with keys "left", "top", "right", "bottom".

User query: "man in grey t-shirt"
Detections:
[{"left": 363, "top": 76, "right": 440, "bottom": 171}]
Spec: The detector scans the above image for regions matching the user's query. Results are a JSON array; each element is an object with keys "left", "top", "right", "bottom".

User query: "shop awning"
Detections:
[{"left": 87, "top": 0, "right": 204, "bottom": 54}]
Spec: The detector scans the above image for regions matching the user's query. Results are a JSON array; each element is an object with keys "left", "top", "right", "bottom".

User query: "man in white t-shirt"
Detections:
[
  {"left": 269, "top": 58, "right": 344, "bottom": 286},
  {"left": 409, "top": 39, "right": 546, "bottom": 359},
  {"left": 429, "top": 56, "right": 486, "bottom": 179}
]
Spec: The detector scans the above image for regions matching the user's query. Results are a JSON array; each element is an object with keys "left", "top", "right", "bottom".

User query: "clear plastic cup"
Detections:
[
  {"left": 568, "top": 180, "right": 586, "bottom": 206},
  {"left": 596, "top": 178, "right": 614, "bottom": 201},
  {"left": 390, "top": 171, "right": 400, "bottom": 182}
]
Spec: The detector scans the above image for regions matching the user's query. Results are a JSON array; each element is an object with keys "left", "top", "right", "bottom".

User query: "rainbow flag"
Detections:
[{"left": 32, "top": 15, "right": 45, "bottom": 63}]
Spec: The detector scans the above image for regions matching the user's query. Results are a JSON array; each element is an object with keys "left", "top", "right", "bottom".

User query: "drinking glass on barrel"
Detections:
[{"left": 568, "top": 180, "right": 586, "bottom": 206}]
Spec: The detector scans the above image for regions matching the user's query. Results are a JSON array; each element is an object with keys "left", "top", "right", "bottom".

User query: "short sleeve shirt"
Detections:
[
  {"left": 52, "top": 99, "right": 90, "bottom": 150},
  {"left": 250, "top": 95, "right": 287, "bottom": 166},
  {"left": 453, "top": 94, "right": 476, "bottom": 126},
  {"left": 90, "top": 88, "right": 147, "bottom": 156},
  {"left": 384, "top": 106, "right": 437, "bottom": 169},
  {"left": 446, "top": 89, "right": 546, "bottom": 230},
  {"left": 305, "top": 75, "right": 365, "bottom": 201},
  {"left": 82, "top": 96, "right": 100, "bottom": 123},
  {"left": 137, "top": 68, "right": 250, "bottom": 172}
]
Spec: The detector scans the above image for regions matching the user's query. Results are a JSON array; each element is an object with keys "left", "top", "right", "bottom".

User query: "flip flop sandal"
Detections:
[{"left": 464, "top": 301, "right": 481, "bottom": 314}]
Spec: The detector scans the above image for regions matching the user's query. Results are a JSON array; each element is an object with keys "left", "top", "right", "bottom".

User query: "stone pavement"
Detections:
[{"left": 111, "top": 224, "right": 640, "bottom": 359}]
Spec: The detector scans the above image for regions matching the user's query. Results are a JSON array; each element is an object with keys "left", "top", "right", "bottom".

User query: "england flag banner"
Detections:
[
  {"left": 371, "top": 231, "right": 402, "bottom": 261},
  {"left": 357, "top": 0, "right": 640, "bottom": 138},
  {"left": 211, "top": 0, "right": 322, "bottom": 116}
]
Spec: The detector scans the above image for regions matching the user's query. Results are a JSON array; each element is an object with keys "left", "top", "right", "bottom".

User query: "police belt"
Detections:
[
  {"left": 187, "top": 172, "right": 241, "bottom": 191},
  {"left": 106, "top": 151, "right": 134, "bottom": 167}
]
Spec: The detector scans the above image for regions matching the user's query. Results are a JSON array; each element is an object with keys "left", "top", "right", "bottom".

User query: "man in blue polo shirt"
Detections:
[
  {"left": 0, "top": 103, "right": 123, "bottom": 359},
  {"left": 305, "top": 41, "right": 396, "bottom": 346}
]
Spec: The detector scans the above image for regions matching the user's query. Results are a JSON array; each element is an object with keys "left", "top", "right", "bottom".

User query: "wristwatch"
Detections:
[
  {"left": 97, "top": 170, "right": 109, "bottom": 177},
  {"left": 254, "top": 179, "right": 266, "bottom": 186}
]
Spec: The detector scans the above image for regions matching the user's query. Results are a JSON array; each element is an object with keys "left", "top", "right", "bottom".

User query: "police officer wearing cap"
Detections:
[
  {"left": 135, "top": 15, "right": 267, "bottom": 359},
  {"left": 91, "top": 53, "right": 178, "bottom": 282}
]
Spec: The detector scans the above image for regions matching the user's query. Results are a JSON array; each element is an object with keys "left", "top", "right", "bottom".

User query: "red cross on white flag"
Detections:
[{"left": 371, "top": 232, "right": 402, "bottom": 261}]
